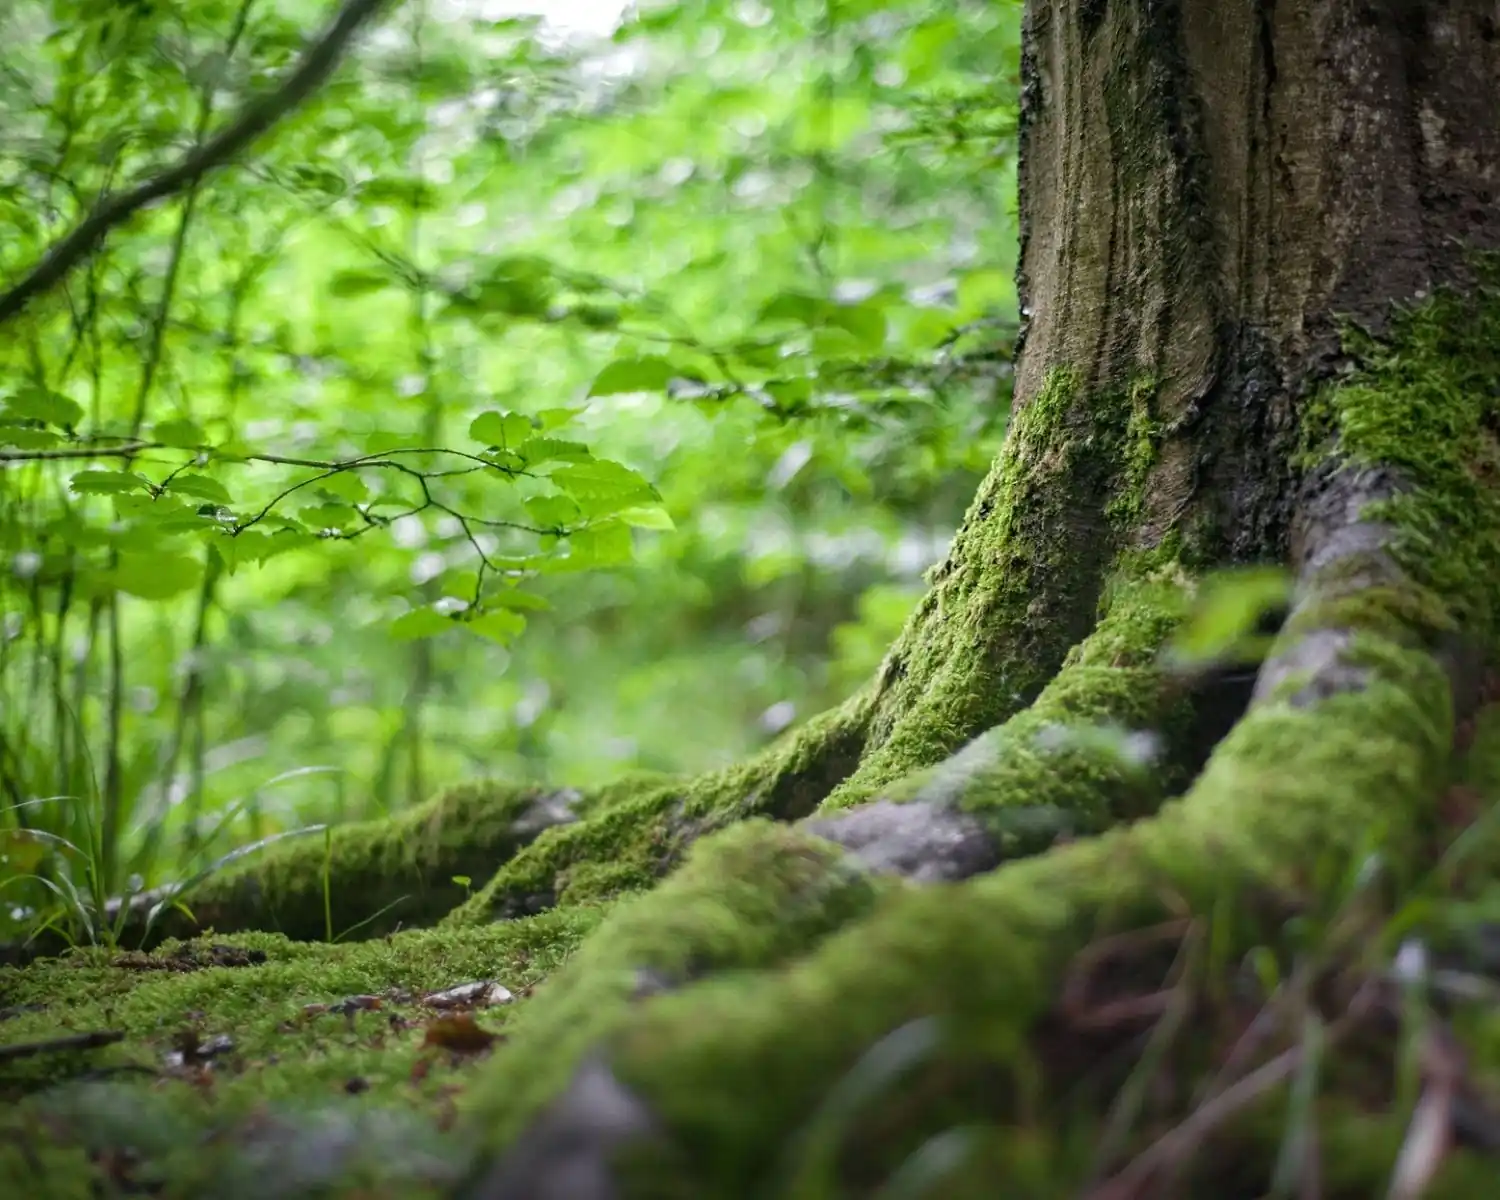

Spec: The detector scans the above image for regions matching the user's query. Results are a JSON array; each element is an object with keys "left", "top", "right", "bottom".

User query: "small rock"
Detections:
[{"left": 424, "top": 980, "right": 514, "bottom": 1009}]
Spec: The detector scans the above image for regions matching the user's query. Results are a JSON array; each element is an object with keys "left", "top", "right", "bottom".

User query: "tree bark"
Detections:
[{"left": 449, "top": 2, "right": 1500, "bottom": 1195}]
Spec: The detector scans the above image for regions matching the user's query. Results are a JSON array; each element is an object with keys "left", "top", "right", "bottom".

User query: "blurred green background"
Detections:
[{"left": 0, "top": 0, "right": 1020, "bottom": 940}]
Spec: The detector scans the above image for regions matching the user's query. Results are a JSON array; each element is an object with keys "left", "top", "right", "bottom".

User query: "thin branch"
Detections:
[{"left": 0, "top": 0, "right": 400, "bottom": 327}]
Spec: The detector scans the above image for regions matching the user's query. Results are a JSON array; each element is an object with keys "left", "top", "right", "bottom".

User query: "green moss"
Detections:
[
  {"left": 1282, "top": 582, "right": 1459, "bottom": 645},
  {"left": 126, "top": 780, "right": 594, "bottom": 946},
  {"left": 443, "top": 696, "right": 871, "bottom": 927},
  {"left": 1312, "top": 266, "right": 1500, "bottom": 645},
  {"left": 463, "top": 633, "right": 1449, "bottom": 1195},
  {"left": 460, "top": 820, "right": 884, "bottom": 1149},
  {"left": 2, "top": 914, "right": 597, "bottom": 1099},
  {"left": 822, "top": 574, "right": 1195, "bottom": 859},
  {"left": 1104, "top": 375, "right": 1162, "bottom": 526},
  {"left": 1, "top": 912, "right": 602, "bottom": 1195},
  {"left": 829, "top": 369, "right": 1175, "bottom": 807}
]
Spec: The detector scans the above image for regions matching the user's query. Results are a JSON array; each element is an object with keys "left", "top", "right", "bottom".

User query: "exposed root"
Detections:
[{"left": 461, "top": 282, "right": 1500, "bottom": 1195}]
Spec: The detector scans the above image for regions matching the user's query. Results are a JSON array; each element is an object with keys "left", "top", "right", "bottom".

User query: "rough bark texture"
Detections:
[{"left": 6, "top": 2, "right": 1500, "bottom": 1197}]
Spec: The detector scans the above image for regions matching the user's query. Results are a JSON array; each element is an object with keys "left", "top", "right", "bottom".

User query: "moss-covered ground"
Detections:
[
  {"left": 1, "top": 910, "right": 601, "bottom": 1197},
  {"left": 6, "top": 274, "right": 1500, "bottom": 1197}
]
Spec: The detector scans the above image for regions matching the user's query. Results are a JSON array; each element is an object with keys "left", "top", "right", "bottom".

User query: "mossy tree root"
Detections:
[
  {"left": 461, "top": 284, "right": 1500, "bottom": 1196},
  {"left": 84, "top": 781, "right": 585, "bottom": 952}
]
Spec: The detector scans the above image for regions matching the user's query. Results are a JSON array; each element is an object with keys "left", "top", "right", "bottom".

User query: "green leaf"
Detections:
[
  {"left": 0, "top": 425, "right": 60, "bottom": 450},
  {"left": 826, "top": 301, "right": 887, "bottom": 352},
  {"left": 365, "top": 430, "right": 408, "bottom": 454},
  {"left": 566, "top": 520, "right": 633, "bottom": 567},
  {"left": 470, "top": 410, "right": 535, "bottom": 449},
  {"left": 0, "top": 828, "right": 52, "bottom": 874},
  {"left": 619, "top": 506, "right": 676, "bottom": 531},
  {"left": 164, "top": 473, "right": 231, "bottom": 504},
  {"left": 1169, "top": 568, "right": 1291, "bottom": 665},
  {"left": 758, "top": 292, "right": 825, "bottom": 324},
  {"left": 588, "top": 356, "right": 676, "bottom": 397},
  {"left": 212, "top": 530, "right": 273, "bottom": 572},
  {"left": 3, "top": 386, "right": 82, "bottom": 429},
  {"left": 153, "top": 418, "right": 204, "bottom": 448},
  {"left": 318, "top": 471, "right": 368, "bottom": 503},
  {"left": 536, "top": 407, "right": 581, "bottom": 430},
  {"left": 390, "top": 606, "right": 454, "bottom": 640},
  {"left": 329, "top": 269, "right": 395, "bottom": 297},
  {"left": 525, "top": 494, "right": 582, "bottom": 529},
  {"left": 764, "top": 377, "right": 813, "bottom": 412},
  {"left": 550, "top": 459, "right": 657, "bottom": 503},
  {"left": 111, "top": 552, "right": 202, "bottom": 600},
  {"left": 298, "top": 503, "right": 355, "bottom": 530},
  {"left": 465, "top": 609, "right": 527, "bottom": 644},
  {"left": 488, "top": 588, "right": 550, "bottom": 612},
  {"left": 358, "top": 176, "right": 439, "bottom": 210},
  {"left": 71, "top": 470, "right": 151, "bottom": 496},
  {"left": 519, "top": 437, "right": 592, "bottom": 467},
  {"left": 956, "top": 268, "right": 1014, "bottom": 318}
]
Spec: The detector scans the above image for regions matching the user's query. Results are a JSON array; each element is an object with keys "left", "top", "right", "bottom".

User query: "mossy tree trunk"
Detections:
[{"left": 62, "top": 1, "right": 1500, "bottom": 1194}]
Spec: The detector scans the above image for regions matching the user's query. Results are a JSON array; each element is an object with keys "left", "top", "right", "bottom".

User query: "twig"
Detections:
[
  {"left": 0, "top": 1029, "right": 124, "bottom": 1063},
  {"left": 0, "top": 0, "right": 399, "bottom": 326}
]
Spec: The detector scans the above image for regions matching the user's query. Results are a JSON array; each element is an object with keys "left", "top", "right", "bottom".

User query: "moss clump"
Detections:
[
  {"left": 443, "top": 697, "right": 870, "bottom": 926},
  {"left": 821, "top": 573, "right": 1195, "bottom": 865},
  {"left": 460, "top": 820, "right": 884, "bottom": 1149},
  {"left": 1313, "top": 265, "right": 1500, "bottom": 646},
  {"left": 830, "top": 369, "right": 1174, "bottom": 808}
]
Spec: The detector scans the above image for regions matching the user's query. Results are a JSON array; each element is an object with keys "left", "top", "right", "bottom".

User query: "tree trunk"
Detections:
[
  {"left": 53, "top": 1, "right": 1500, "bottom": 1194},
  {"left": 447, "top": 2, "right": 1500, "bottom": 1195}
]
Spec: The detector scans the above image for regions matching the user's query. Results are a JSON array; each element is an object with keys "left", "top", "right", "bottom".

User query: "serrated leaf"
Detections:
[
  {"left": 619, "top": 506, "right": 676, "bottom": 531},
  {"left": 588, "top": 356, "right": 676, "bottom": 397},
  {"left": 71, "top": 470, "right": 150, "bottom": 496},
  {"left": 153, "top": 418, "right": 204, "bottom": 448},
  {"left": 482, "top": 449, "right": 526, "bottom": 473},
  {"left": 519, "top": 437, "right": 592, "bottom": 467},
  {"left": 470, "top": 410, "right": 535, "bottom": 449},
  {"left": 390, "top": 606, "right": 453, "bottom": 640},
  {"left": 164, "top": 473, "right": 231, "bottom": 504},
  {"left": 465, "top": 609, "right": 527, "bottom": 645},
  {"left": 550, "top": 459, "right": 657, "bottom": 502},
  {"left": 111, "top": 552, "right": 202, "bottom": 600},
  {"left": 525, "top": 494, "right": 582, "bottom": 529},
  {"left": 4, "top": 386, "right": 82, "bottom": 429}
]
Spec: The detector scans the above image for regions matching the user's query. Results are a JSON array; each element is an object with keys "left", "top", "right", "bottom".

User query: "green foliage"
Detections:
[{"left": 0, "top": 0, "right": 1021, "bottom": 937}]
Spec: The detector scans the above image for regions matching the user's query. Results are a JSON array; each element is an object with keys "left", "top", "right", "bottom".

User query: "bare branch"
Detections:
[{"left": 0, "top": 0, "right": 399, "bottom": 327}]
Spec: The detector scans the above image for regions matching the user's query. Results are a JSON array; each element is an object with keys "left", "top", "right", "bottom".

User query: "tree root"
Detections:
[{"left": 461, "top": 284, "right": 1500, "bottom": 1194}]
